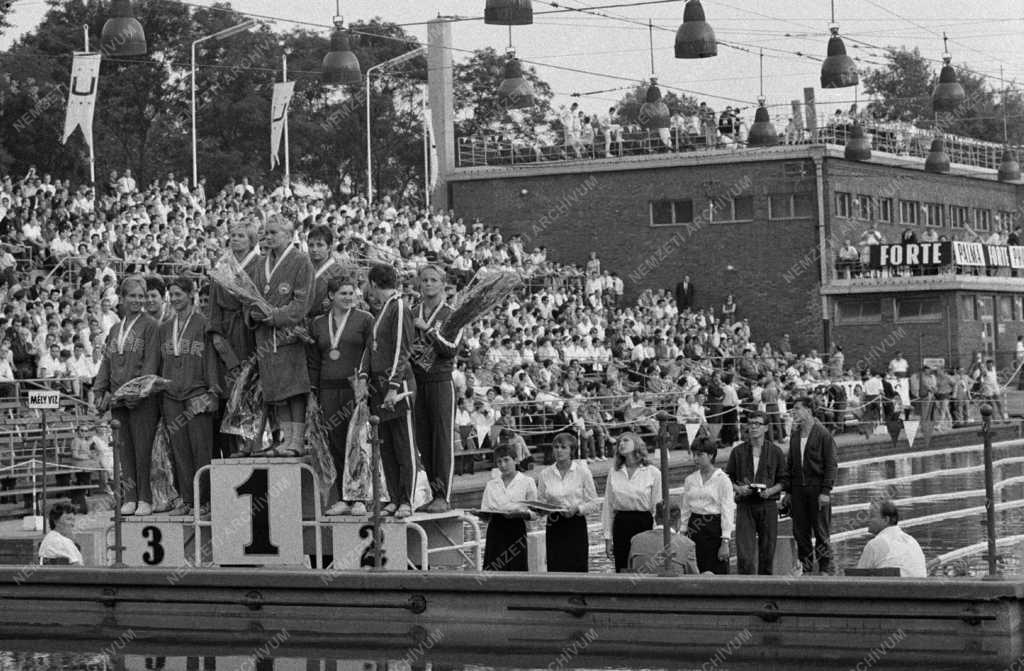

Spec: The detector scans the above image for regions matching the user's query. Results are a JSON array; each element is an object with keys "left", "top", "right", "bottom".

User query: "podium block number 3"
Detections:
[{"left": 235, "top": 468, "right": 279, "bottom": 556}]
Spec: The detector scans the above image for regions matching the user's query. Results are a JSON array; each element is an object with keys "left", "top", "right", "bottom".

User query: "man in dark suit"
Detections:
[
  {"left": 784, "top": 396, "right": 838, "bottom": 575},
  {"left": 674, "top": 275, "right": 694, "bottom": 310},
  {"left": 725, "top": 411, "right": 788, "bottom": 574}
]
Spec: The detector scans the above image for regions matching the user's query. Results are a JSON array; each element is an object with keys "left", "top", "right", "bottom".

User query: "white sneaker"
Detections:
[
  {"left": 349, "top": 502, "right": 368, "bottom": 516},
  {"left": 135, "top": 501, "right": 153, "bottom": 516},
  {"left": 326, "top": 501, "right": 352, "bottom": 516},
  {"left": 120, "top": 501, "right": 137, "bottom": 516}
]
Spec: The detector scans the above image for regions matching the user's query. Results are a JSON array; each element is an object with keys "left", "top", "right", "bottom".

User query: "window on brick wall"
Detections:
[
  {"left": 950, "top": 205, "right": 970, "bottom": 229},
  {"left": 997, "top": 210, "right": 1017, "bottom": 231},
  {"left": 836, "top": 297, "right": 882, "bottom": 324},
  {"left": 975, "top": 208, "right": 992, "bottom": 232},
  {"left": 710, "top": 196, "right": 754, "bottom": 223},
  {"left": 960, "top": 295, "right": 976, "bottom": 320},
  {"left": 1015, "top": 296, "right": 1023, "bottom": 321},
  {"left": 854, "top": 195, "right": 873, "bottom": 221},
  {"left": 650, "top": 199, "right": 694, "bottom": 227},
  {"left": 878, "top": 197, "right": 894, "bottom": 224},
  {"left": 835, "top": 192, "right": 852, "bottom": 218},
  {"left": 999, "top": 296, "right": 1014, "bottom": 322},
  {"left": 895, "top": 296, "right": 943, "bottom": 322},
  {"left": 899, "top": 199, "right": 919, "bottom": 225},
  {"left": 923, "top": 202, "right": 944, "bottom": 228},
  {"left": 768, "top": 193, "right": 814, "bottom": 219}
]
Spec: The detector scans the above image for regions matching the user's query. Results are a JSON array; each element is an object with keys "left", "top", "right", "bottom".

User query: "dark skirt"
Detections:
[
  {"left": 546, "top": 514, "right": 589, "bottom": 573},
  {"left": 688, "top": 513, "right": 729, "bottom": 574},
  {"left": 612, "top": 510, "right": 653, "bottom": 572},
  {"left": 484, "top": 515, "right": 528, "bottom": 571}
]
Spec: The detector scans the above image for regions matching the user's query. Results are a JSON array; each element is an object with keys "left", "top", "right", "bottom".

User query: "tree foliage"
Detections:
[
  {"left": 453, "top": 47, "right": 554, "bottom": 137},
  {"left": 863, "top": 46, "right": 1024, "bottom": 144}
]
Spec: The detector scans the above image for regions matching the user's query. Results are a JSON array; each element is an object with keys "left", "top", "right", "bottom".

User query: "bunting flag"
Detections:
[
  {"left": 62, "top": 52, "right": 101, "bottom": 149},
  {"left": 707, "top": 423, "right": 722, "bottom": 442},
  {"left": 874, "top": 423, "right": 889, "bottom": 436},
  {"left": 904, "top": 420, "right": 920, "bottom": 448},
  {"left": 684, "top": 423, "right": 701, "bottom": 449},
  {"left": 270, "top": 81, "right": 295, "bottom": 169},
  {"left": 427, "top": 104, "right": 439, "bottom": 191}
]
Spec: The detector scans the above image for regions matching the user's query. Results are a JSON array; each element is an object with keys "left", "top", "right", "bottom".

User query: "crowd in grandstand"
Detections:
[{"left": 0, "top": 164, "right": 1012, "bottom": 459}]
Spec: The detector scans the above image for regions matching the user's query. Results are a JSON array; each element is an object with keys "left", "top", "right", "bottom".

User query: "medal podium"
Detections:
[{"left": 112, "top": 457, "right": 482, "bottom": 570}]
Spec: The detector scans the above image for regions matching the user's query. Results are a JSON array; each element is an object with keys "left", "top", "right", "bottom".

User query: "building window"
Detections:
[
  {"left": 836, "top": 298, "right": 882, "bottom": 324},
  {"left": 999, "top": 296, "right": 1014, "bottom": 322},
  {"left": 998, "top": 210, "right": 1018, "bottom": 232},
  {"left": 923, "top": 202, "right": 944, "bottom": 228},
  {"left": 710, "top": 196, "right": 754, "bottom": 223},
  {"left": 768, "top": 193, "right": 814, "bottom": 220},
  {"left": 878, "top": 197, "right": 894, "bottom": 224},
  {"left": 835, "top": 192, "right": 852, "bottom": 218},
  {"left": 976, "top": 296, "right": 994, "bottom": 320},
  {"left": 961, "top": 295, "right": 976, "bottom": 320},
  {"left": 975, "top": 208, "right": 992, "bottom": 232},
  {"left": 950, "top": 205, "right": 970, "bottom": 229},
  {"left": 1015, "top": 296, "right": 1023, "bottom": 321},
  {"left": 899, "top": 200, "right": 919, "bottom": 225},
  {"left": 854, "top": 195, "right": 873, "bottom": 221},
  {"left": 650, "top": 199, "right": 694, "bottom": 227},
  {"left": 895, "top": 296, "right": 943, "bottom": 322}
]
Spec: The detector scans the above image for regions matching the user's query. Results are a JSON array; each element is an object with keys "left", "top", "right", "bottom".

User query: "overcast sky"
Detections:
[{"left": 3, "top": 0, "right": 1021, "bottom": 122}]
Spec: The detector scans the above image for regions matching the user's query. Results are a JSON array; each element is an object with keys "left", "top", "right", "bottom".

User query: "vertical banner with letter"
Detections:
[
  {"left": 62, "top": 52, "right": 101, "bottom": 149},
  {"left": 270, "top": 81, "right": 295, "bottom": 169}
]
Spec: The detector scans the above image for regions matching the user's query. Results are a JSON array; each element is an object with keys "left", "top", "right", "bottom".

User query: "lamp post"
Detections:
[
  {"left": 979, "top": 404, "right": 1001, "bottom": 579},
  {"left": 191, "top": 19, "right": 258, "bottom": 188},
  {"left": 365, "top": 46, "right": 427, "bottom": 206}
]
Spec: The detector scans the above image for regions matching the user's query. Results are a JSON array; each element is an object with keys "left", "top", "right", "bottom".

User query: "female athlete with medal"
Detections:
[{"left": 307, "top": 277, "right": 373, "bottom": 515}]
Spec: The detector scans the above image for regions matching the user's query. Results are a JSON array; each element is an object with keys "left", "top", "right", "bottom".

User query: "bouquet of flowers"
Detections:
[
  {"left": 341, "top": 401, "right": 388, "bottom": 503},
  {"left": 150, "top": 420, "right": 180, "bottom": 513},
  {"left": 220, "top": 360, "right": 264, "bottom": 440},
  {"left": 111, "top": 375, "right": 171, "bottom": 407},
  {"left": 412, "top": 268, "right": 525, "bottom": 369},
  {"left": 304, "top": 394, "right": 337, "bottom": 508}
]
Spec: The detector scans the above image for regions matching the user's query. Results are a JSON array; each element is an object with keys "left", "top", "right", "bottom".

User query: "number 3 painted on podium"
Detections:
[{"left": 142, "top": 525, "right": 164, "bottom": 565}]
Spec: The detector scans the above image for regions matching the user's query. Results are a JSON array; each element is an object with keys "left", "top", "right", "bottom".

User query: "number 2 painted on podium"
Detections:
[{"left": 235, "top": 468, "right": 280, "bottom": 555}]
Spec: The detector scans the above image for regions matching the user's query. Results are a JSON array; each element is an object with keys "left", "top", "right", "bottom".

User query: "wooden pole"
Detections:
[{"left": 109, "top": 418, "right": 125, "bottom": 568}]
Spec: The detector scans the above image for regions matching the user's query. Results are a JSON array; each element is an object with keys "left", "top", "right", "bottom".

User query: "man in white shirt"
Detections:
[
  {"left": 38, "top": 503, "right": 84, "bottom": 565},
  {"left": 855, "top": 499, "right": 926, "bottom": 577},
  {"left": 888, "top": 352, "right": 909, "bottom": 378}
]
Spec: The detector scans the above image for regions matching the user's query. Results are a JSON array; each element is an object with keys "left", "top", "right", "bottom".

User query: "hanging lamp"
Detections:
[
  {"left": 322, "top": 1, "right": 361, "bottom": 85},
  {"left": 639, "top": 78, "right": 670, "bottom": 130},
  {"left": 998, "top": 149, "right": 1021, "bottom": 182},
  {"left": 484, "top": 0, "right": 533, "bottom": 26},
  {"left": 820, "top": 1, "right": 857, "bottom": 88},
  {"left": 747, "top": 51, "right": 777, "bottom": 147},
  {"left": 497, "top": 51, "right": 535, "bottom": 109},
  {"left": 101, "top": 0, "right": 147, "bottom": 56},
  {"left": 932, "top": 33, "right": 965, "bottom": 114},
  {"left": 844, "top": 122, "right": 872, "bottom": 160},
  {"left": 924, "top": 137, "right": 950, "bottom": 173},
  {"left": 674, "top": 0, "right": 717, "bottom": 59}
]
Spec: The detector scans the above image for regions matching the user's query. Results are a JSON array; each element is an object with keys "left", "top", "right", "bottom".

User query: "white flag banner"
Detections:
[
  {"left": 904, "top": 420, "right": 920, "bottom": 448},
  {"left": 62, "top": 52, "right": 101, "bottom": 149},
  {"left": 684, "top": 423, "right": 700, "bottom": 449},
  {"left": 270, "top": 81, "right": 295, "bottom": 169},
  {"left": 427, "top": 108, "right": 439, "bottom": 191}
]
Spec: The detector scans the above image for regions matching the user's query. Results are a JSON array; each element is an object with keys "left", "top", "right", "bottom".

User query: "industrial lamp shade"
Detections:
[
  {"left": 932, "top": 61, "right": 966, "bottom": 114},
  {"left": 844, "top": 122, "right": 872, "bottom": 161},
  {"left": 101, "top": 0, "right": 147, "bottom": 57},
  {"left": 322, "top": 28, "right": 362, "bottom": 85},
  {"left": 496, "top": 57, "right": 535, "bottom": 109},
  {"left": 484, "top": 0, "right": 533, "bottom": 25},
  {"left": 820, "top": 29, "right": 858, "bottom": 89},
  {"left": 639, "top": 82, "right": 670, "bottom": 130},
  {"left": 924, "top": 137, "right": 950, "bottom": 174},
  {"left": 674, "top": 0, "right": 717, "bottom": 59},
  {"left": 998, "top": 148, "right": 1021, "bottom": 182},
  {"left": 747, "top": 104, "right": 778, "bottom": 147}
]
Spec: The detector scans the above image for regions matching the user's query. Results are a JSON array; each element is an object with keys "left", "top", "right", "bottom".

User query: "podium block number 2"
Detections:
[{"left": 235, "top": 468, "right": 279, "bottom": 556}]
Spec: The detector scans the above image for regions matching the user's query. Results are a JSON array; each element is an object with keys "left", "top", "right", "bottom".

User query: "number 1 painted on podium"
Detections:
[{"left": 235, "top": 468, "right": 280, "bottom": 555}]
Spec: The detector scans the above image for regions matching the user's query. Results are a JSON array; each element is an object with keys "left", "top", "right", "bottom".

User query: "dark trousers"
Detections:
[
  {"left": 612, "top": 510, "right": 653, "bottom": 572},
  {"left": 320, "top": 385, "right": 355, "bottom": 498},
  {"left": 378, "top": 411, "right": 416, "bottom": 506},
  {"left": 765, "top": 402, "right": 784, "bottom": 441},
  {"left": 112, "top": 397, "right": 159, "bottom": 504},
  {"left": 789, "top": 485, "right": 832, "bottom": 574},
  {"left": 687, "top": 513, "right": 729, "bottom": 574},
  {"left": 162, "top": 397, "right": 213, "bottom": 508},
  {"left": 735, "top": 500, "right": 778, "bottom": 575},
  {"left": 413, "top": 377, "right": 455, "bottom": 501}
]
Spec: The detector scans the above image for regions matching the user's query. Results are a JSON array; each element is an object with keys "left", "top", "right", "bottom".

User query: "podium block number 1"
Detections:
[{"left": 235, "top": 468, "right": 279, "bottom": 556}]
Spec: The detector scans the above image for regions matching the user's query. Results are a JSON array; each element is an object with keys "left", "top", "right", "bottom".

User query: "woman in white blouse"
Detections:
[
  {"left": 601, "top": 432, "right": 662, "bottom": 573},
  {"left": 480, "top": 445, "right": 537, "bottom": 571},
  {"left": 681, "top": 436, "right": 736, "bottom": 574},
  {"left": 537, "top": 433, "right": 599, "bottom": 572}
]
